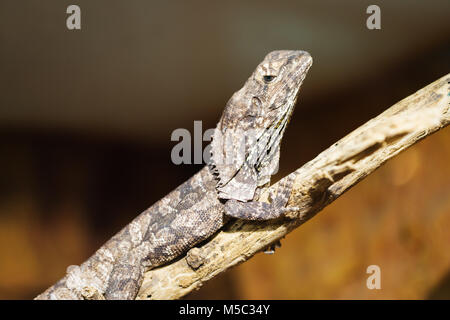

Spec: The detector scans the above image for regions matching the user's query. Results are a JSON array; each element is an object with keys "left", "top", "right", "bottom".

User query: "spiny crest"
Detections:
[{"left": 209, "top": 50, "right": 313, "bottom": 202}]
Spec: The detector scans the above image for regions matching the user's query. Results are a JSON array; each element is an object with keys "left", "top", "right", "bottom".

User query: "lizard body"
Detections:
[{"left": 35, "top": 50, "right": 312, "bottom": 300}]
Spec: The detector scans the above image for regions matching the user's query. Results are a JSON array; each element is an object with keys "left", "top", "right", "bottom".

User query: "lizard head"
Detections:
[{"left": 210, "top": 50, "right": 313, "bottom": 201}]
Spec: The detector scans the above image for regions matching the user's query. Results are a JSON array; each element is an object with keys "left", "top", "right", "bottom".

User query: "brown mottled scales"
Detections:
[{"left": 35, "top": 50, "right": 313, "bottom": 300}]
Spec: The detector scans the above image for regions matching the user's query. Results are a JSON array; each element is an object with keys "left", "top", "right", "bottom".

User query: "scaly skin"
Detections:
[{"left": 35, "top": 50, "right": 312, "bottom": 300}]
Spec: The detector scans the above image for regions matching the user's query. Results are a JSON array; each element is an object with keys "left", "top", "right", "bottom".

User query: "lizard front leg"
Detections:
[{"left": 224, "top": 172, "right": 299, "bottom": 220}]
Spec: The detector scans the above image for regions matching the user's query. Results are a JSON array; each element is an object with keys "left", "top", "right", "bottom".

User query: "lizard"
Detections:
[{"left": 35, "top": 50, "right": 313, "bottom": 300}]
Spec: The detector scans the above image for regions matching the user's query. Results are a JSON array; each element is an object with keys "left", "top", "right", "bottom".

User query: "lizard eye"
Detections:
[{"left": 263, "top": 75, "right": 276, "bottom": 83}]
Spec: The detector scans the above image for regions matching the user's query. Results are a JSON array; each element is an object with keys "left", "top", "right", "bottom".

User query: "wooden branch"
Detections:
[{"left": 136, "top": 73, "right": 450, "bottom": 300}]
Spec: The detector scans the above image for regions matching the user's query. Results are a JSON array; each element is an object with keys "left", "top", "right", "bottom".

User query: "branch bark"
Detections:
[{"left": 137, "top": 73, "right": 450, "bottom": 300}]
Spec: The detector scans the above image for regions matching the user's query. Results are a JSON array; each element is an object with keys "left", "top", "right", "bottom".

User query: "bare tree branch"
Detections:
[{"left": 137, "top": 73, "right": 450, "bottom": 300}]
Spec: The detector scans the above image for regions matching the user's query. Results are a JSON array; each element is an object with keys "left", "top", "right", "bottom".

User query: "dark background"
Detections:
[{"left": 0, "top": 1, "right": 449, "bottom": 299}]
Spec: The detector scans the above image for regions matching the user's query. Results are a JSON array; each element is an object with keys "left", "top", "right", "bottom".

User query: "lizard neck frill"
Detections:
[{"left": 209, "top": 50, "right": 312, "bottom": 202}]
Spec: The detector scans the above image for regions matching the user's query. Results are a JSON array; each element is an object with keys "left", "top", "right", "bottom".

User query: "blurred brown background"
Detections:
[{"left": 0, "top": 1, "right": 449, "bottom": 299}]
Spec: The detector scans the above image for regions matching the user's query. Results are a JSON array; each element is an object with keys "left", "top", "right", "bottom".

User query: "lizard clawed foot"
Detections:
[
  {"left": 263, "top": 240, "right": 282, "bottom": 254},
  {"left": 224, "top": 172, "right": 299, "bottom": 221},
  {"left": 224, "top": 199, "right": 285, "bottom": 220}
]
